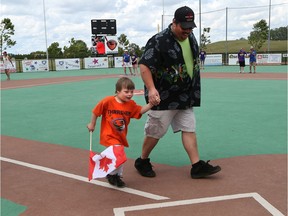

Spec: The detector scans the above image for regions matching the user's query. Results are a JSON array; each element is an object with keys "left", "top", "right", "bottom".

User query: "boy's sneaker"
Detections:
[
  {"left": 134, "top": 157, "right": 156, "bottom": 177},
  {"left": 106, "top": 174, "right": 126, "bottom": 188},
  {"left": 191, "top": 160, "right": 221, "bottom": 179}
]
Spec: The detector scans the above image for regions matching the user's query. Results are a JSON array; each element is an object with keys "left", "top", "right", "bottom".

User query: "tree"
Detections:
[
  {"left": 248, "top": 19, "right": 268, "bottom": 50},
  {"left": 118, "top": 34, "right": 130, "bottom": 51},
  {"left": 48, "top": 42, "right": 63, "bottom": 58},
  {"left": 200, "top": 27, "right": 211, "bottom": 49},
  {"left": 30, "top": 51, "right": 46, "bottom": 59},
  {"left": 127, "top": 43, "right": 142, "bottom": 57},
  {"left": 63, "top": 38, "right": 90, "bottom": 58},
  {"left": 0, "top": 18, "right": 16, "bottom": 54},
  {"left": 237, "top": 37, "right": 247, "bottom": 40},
  {"left": 270, "top": 26, "right": 287, "bottom": 40}
]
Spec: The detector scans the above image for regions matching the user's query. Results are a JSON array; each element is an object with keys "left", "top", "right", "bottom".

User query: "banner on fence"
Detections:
[
  {"left": 55, "top": 59, "right": 80, "bottom": 70},
  {"left": 257, "top": 54, "right": 282, "bottom": 65},
  {"left": 205, "top": 54, "right": 222, "bottom": 66},
  {"left": 22, "top": 60, "right": 48, "bottom": 72},
  {"left": 228, "top": 53, "right": 282, "bottom": 65},
  {"left": 228, "top": 54, "right": 249, "bottom": 65},
  {"left": 84, "top": 57, "right": 108, "bottom": 69},
  {"left": 114, "top": 56, "right": 123, "bottom": 68}
]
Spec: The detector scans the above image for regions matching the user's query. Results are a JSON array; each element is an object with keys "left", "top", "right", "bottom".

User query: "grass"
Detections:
[{"left": 206, "top": 40, "right": 287, "bottom": 53}]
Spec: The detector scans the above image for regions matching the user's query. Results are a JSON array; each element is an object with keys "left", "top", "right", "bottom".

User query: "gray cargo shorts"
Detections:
[{"left": 144, "top": 108, "right": 196, "bottom": 139}]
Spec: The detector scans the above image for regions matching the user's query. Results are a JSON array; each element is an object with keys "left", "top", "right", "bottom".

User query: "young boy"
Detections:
[{"left": 87, "top": 77, "right": 159, "bottom": 187}]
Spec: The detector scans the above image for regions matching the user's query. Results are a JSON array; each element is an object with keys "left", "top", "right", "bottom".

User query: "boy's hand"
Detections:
[{"left": 87, "top": 123, "right": 95, "bottom": 132}]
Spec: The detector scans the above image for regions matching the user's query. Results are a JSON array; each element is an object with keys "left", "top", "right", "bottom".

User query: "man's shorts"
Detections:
[
  {"left": 123, "top": 62, "right": 132, "bottom": 67},
  {"left": 239, "top": 61, "right": 245, "bottom": 67},
  {"left": 144, "top": 108, "right": 196, "bottom": 139},
  {"left": 250, "top": 60, "right": 256, "bottom": 65}
]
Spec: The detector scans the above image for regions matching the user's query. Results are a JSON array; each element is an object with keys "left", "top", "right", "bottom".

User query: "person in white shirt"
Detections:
[{"left": 2, "top": 51, "right": 14, "bottom": 80}]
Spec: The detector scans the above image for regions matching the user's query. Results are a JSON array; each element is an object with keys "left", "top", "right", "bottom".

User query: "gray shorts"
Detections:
[{"left": 144, "top": 108, "right": 196, "bottom": 139}]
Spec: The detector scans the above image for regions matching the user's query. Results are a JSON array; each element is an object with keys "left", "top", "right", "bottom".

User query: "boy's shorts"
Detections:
[{"left": 144, "top": 108, "right": 196, "bottom": 139}]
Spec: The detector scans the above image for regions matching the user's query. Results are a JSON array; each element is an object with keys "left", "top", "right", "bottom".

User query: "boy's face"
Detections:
[{"left": 116, "top": 88, "right": 134, "bottom": 102}]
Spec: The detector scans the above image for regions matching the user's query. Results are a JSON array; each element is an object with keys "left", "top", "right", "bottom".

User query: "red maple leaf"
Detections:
[{"left": 99, "top": 156, "right": 113, "bottom": 172}]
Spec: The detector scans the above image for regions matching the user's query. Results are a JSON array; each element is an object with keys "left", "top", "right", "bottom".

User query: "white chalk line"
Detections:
[
  {"left": 113, "top": 192, "right": 285, "bottom": 216},
  {"left": 0, "top": 156, "right": 169, "bottom": 201},
  {"left": 1, "top": 74, "right": 124, "bottom": 90},
  {"left": 1, "top": 80, "right": 84, "bottom": 90},
  {"left": 2, "top": 156, "right": 284, "bottom": 216}
]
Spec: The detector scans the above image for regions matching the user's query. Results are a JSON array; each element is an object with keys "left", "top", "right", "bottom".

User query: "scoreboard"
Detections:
[{"left": 91, "top": 19, "right": 117, "bottom": 35}]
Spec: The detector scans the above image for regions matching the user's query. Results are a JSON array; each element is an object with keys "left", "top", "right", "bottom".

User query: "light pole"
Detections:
[
  {"left": 43, "top": 0, "right": 49, "bottom": 71},
  {"left": 161, "top": 0, "right": 165, "bottom": 31},
  {"left": 199, "top": 0, "right": 201, "bottom": 48},
  {"left": 267, "top": 0, "right": 271, "bottom": 53}
]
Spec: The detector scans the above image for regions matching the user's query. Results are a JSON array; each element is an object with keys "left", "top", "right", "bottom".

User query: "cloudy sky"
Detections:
[{"left": 1, "top": 0, "right": 287, "bottom": 54}]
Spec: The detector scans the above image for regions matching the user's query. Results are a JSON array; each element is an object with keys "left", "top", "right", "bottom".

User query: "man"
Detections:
[
  {"left": 249, "top": 46, "right": 257, "bottom": 73},
  {"left": 134, "top": 6, "right": 221, "bottom": 179},
  {"left": 122, "top": 50, "right": 133, "bottom": 75},
  {"left": 199, "top": 49, "right": 206, "bottom": 70},
  {"left": 238, "top": 48, "right": 247, "bottom": 73}
]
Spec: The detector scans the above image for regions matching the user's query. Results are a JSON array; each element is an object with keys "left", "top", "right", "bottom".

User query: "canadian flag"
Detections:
[{"left": 88, "top": 145, "right": 127, "bottom": 181}]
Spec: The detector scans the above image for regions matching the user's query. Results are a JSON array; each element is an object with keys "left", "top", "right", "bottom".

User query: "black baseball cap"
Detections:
[{"left": 174, "top": 6, "right": 196, "bottom": 29}]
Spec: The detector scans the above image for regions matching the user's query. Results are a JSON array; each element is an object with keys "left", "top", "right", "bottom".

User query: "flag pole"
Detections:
[{"left": 90, "top": 132, "right": 92, "bottom": 151}]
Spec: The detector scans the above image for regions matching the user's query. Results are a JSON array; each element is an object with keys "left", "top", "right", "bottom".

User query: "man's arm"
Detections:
[{"left": 139, "top": 64, "right": 160, "bottom": 106}]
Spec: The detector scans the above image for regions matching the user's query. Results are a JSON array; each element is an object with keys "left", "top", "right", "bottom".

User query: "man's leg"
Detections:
[
  {"left": 141, "top": 136, "right": 159, "bottom": 159},
  {"left": 184, "top": 131, "right": 221, "bottom": 179},
  {"left": 135, "top": 136, "right": 158, "bottom": 177},
  {"left": 182, "top": 131, "right": 200, "bottom": 164},
  {"left": 135, "top": 110, "right": 174, "bottom": 177}
]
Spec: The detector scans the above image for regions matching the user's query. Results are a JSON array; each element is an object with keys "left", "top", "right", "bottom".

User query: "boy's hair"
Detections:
[{"left": 115, "top": 77, "right": 135, "bottom": 93}]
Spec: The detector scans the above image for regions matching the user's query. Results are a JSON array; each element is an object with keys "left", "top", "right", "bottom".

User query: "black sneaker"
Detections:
[
  {"left": 191, "top": 160, "right": 221, "bottom": 179},
  {"left": 134, "top": 157, "right": 156, "bottom": 177},
  {"left": 106, "top": 174, "right": 126, "bottom": 188}
]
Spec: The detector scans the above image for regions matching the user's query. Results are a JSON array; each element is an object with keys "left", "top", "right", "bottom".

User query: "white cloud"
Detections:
[{"left": 1, "top": 0, "right": 287, "bottom": 54}]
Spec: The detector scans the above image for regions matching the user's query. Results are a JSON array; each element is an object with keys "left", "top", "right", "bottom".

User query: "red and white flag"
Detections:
[{"left": 88, "top": 145, "right": 127, "bottom": 181}]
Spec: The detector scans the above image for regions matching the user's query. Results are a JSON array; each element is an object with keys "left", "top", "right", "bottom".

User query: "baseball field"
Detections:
[{"left": 1, "top": 65, "right": 287, "bottom": 216}]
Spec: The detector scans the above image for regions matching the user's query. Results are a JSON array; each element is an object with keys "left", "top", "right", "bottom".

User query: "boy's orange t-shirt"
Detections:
[{"left": 93, "top": 96, "right": 142, "bottom": 147}]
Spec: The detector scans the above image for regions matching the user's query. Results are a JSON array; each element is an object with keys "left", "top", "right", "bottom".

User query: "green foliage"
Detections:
[
  {"left": 200, "top": 27, "right": 211, "bottom": 49},
  {"left": 270, "top": 26, "right": 287, "bottom": 40},
  {"left": 63, "top": 38, "right": 90, "bottom": 58},
  {"left": 117, "top": 34, "right": 130, "bottom": 50},
  {"left": 248, "top": 19, "right": 269, "bottom": 50},
  {"left": 30, "top": 51, "right": 46, "bottom": 59},
  {"left": 0, "top": 18, "right": 16, "bottom": 54},
  {"left": 48, "top": 42, "right": 63, "bottom": 58}
]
